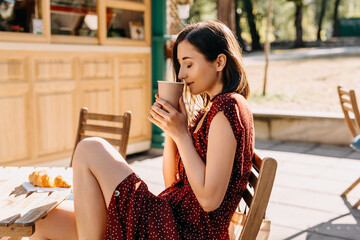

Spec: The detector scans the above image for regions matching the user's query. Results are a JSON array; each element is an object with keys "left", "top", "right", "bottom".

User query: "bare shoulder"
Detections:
[{"left": 208, "top": 111, "right": 236, "bottom": 143}]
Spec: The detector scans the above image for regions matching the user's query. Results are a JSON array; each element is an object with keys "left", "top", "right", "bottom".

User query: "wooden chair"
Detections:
[
  {"left": 70, "top": 107, "right": 131, "bottom": 166},
  {"left": 337, "top": 86, "right": 360, "bottom": 208},
  {"left": 236, "top": 153, "right": 277, "bottom": 240},
  {"left": 337, "top": 86, "right": 360, "bottom": 138}
]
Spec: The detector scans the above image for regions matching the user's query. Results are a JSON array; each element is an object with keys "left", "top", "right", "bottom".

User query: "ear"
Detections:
[{"left": 215, "top": 54, "right": 226, "bottom": 72}]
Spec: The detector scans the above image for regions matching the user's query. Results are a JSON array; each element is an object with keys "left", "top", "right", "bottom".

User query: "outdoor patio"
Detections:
[{"left": 35, "top": 139, "right": 360, "bottom": 240}]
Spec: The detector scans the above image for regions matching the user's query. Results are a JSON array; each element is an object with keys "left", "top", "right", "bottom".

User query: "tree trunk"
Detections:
[
  {"left": 333, "top": 0, "right": 341, "bottom": 37},
  {"left": 243, "top": 0, "right": 261, "bottom": 51},
  {"left": 317, "top": 0, "right": 327, "bottom": 41},
  {"left": 262, "top": 0, "right": 274, "bottom": 96},
  {"left": 217, "top": 0, "right": 236, "bottom": 32},
  {"left": 235, "top": 0, "right": 245, "bottom": 49},
  {"left": 294, "top": 0, "right": 304, "bottom": 48}
]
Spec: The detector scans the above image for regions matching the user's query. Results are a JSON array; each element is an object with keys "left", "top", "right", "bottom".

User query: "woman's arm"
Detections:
[
  {"left": 174, "top": 111, "right": 236, "bottom": 212},
  {"left": 153, "top": 94, "right": 178, "bottom": 188},
  {"left": 149, "top": 98, "right": 236, "bottom": 212},
  {"left": 162, "top": 135, "right": 178, "bottom": 188}
]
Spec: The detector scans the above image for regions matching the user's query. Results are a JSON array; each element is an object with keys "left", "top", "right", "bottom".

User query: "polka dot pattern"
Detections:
[
  {"left": 104, "top": 92, "right": 254, "bottom": 240},
  {"left": 104, "top": 173, "right": 180, "bottom": 239}
]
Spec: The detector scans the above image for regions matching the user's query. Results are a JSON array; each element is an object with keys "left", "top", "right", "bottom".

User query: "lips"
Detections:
[{"left": 186, "top": 82, "right": 194, "bottom": 86}]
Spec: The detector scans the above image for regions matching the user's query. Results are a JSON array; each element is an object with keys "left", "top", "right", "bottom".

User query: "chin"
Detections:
[
  {"left": 188, "top": 87, "right": 199, "bottom": 95},
  {"left": 190, "top": 89, "right": 201, "bottom": 95}
]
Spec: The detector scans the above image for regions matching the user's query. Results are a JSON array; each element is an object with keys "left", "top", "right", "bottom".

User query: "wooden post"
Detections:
[
  {"left": 97, "top": 0, "right": 106, "bottom": 45},
  {"left": 262, "top": 0, "right": 274, "bottom": 96}
]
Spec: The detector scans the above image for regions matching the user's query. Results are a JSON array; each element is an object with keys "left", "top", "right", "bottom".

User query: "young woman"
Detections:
[{"left": 30, "top": 20, "right": 254, "bottom": 240}]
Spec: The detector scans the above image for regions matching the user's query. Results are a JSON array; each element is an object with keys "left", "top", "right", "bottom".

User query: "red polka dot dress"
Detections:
[{"left": 104, "top": 92, "right": 254, "bottom": 240}]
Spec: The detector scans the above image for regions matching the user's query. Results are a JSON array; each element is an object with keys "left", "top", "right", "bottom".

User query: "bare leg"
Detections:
[
  {"left": 73, "top": 137, "right": 134, "bottom": 239},
  {"left": 29, "top": 200, "right": 77, "bottom": 240},
  {"left": 31, "top": 137, "right": 134, "bottom": 240}
]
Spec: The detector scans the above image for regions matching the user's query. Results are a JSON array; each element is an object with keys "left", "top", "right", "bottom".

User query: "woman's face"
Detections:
[{"left": 177, "top": 40, "right": 223, "bottom": 98}]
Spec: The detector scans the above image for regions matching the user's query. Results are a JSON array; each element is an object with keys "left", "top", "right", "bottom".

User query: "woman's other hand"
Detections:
[
  {"left": 149, "top": 96, "right": 188, "bottom": 142},
  {"left": 153, "top": 93, "right": 161, "bottom": 108}
]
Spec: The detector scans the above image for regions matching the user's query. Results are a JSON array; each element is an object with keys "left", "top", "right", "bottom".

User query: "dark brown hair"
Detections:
[{"left": 172, "top": 20, "right": 249, "bottom": 109}]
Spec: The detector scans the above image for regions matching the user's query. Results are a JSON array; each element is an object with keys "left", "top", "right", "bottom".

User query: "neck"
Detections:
[{"left": 207, "top": 83, "right": 223, "bottom": 99}]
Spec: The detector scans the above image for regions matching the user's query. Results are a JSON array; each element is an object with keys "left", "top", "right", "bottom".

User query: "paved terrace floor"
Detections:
[{"left": 33, "top": 140, "right": 360, "bottom": 240}]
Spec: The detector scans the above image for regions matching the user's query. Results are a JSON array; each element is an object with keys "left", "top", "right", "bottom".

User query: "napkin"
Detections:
[{"left": 23, "top": 182, "right": 71, "bottom": 192}]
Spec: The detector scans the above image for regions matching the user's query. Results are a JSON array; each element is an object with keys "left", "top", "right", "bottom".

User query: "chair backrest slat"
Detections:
[
  {"left": 238, "top": 153, "right": 277, "bottom": 240},
  {"left": 70, "top": 107, "right": 131, "bottom": 166},
  {"left": 339, "top": 88, "right": 350, "bottom": 96},
  {"left": 82, "top": 124, "right": 124, "bottom": 134},
  {"left": 85, "top": 112, "right": 125, "bottom": 122},
  {"left": 340, "top": 97, "right": 352, "bottom": 105},
  {"left": 337, "top": 86, "right": 360, "bottom": 138},
  {"left": 252, "top": 154, "right": 262, "bottom": 171},
  {"left": 342, "top": 105, "right": 355, "bottom": 113},
  {"left": 243, "top": 188, "right": 253, "bottom": 208},
  {"left": 80, "top": 134, "right": 122, "bottom": 146},
  {"left": 248, "top": 171, "right": 258, "bottom": 189}
]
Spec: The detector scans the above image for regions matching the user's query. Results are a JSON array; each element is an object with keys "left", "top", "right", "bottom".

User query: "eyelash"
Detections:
[{"left": 187, "top": 65, "right": 192, "bottom": 68}]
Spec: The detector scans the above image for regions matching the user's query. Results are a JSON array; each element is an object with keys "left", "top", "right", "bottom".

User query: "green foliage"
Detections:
[
  {"left": 188, "top": 0, "right": 360, "bottom": 43},
  {"left": 177, "top": 0, "right": 194, "bottom": 4},
  {"left": 189, "top": 0, "right": 217, "bottom": 23},
  {"left": 248, "top": 0, "right": 360, "bottom": 42},
  {"left": 272, "top": 0, "right": 296, "bottom": 41},
  {"left": 287, "top": 0, "right": 303, "bottom": 7}
]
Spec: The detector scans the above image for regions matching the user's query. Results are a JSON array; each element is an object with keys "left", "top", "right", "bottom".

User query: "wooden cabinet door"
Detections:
[
  {"left": 0, "top": 56, "right": 30, "bottom": 164},
  {"left": 119, "top": 80, "right": 151, "bottom": 144}
]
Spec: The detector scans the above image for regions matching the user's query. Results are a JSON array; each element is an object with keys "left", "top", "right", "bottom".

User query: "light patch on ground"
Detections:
[{"left": 246, "top": 54, "right": 360, "bottom": 112}]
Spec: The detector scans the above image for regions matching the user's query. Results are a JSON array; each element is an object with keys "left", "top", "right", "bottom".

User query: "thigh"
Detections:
[
  {"left": 74, "top": 137, "right": 135, "bottom": 207},
  {"left": 30, "top": 200, "right": 77, "bottom": 240}
]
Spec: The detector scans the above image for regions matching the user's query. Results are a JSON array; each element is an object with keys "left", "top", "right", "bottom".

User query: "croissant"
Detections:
[
  {"left": 29, "top": 170, "right": 71, "bottom": 188},
  {"left": 54, "top": 175, "right": 72, "bottom": 188}
]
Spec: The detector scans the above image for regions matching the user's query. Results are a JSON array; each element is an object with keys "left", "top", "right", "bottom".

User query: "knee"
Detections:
[{"left": 72, "top": 137, "right": 107, "bottom": 168}]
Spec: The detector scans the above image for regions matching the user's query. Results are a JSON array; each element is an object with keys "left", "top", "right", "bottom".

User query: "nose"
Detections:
[{"left": 178, "top": 66, "right": 186, "bottom": 80}]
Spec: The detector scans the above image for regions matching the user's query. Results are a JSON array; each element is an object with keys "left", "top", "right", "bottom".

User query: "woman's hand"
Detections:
[{"left": 149, "top": 95, "right": 188, "bottom": 142}]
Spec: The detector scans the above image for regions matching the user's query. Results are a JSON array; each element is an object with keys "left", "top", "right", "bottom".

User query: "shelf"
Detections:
[
  {"left": 0, "top": 0, "right": 150, "bottom": 46},
  {"left": 50, "top": 4, "right": 96, "bottom": 15}
]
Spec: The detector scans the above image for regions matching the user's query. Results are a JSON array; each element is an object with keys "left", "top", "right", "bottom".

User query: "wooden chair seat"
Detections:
[
  {"left": 70, "top": 107, "right": 131, "bottom": 166},
  {"left": 337, "top": 86, "right": 360, "bottom": 209}
]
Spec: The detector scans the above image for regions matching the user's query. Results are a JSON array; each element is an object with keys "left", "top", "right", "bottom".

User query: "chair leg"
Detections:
[
  {"left": 341, "top": 177, "right": 360, "bottom": 197},
  {"left": 353, "top": 199, "right": 360, "bottom": 209}
]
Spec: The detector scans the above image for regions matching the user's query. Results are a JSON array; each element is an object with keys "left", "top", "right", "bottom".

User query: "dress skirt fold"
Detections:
[{"left": 104, "top": 173, "right": 180, "bottom": 240}]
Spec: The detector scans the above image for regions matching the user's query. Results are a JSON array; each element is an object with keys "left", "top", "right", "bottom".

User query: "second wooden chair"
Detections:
[
  {"left": 337, "top": 86, "right": 360, "bottom": 208},
  {"left": 337, "top": 86, "right": 360, "bottom": 138},
  {"left": 70, "top": 107, "right": 131, "bottom": 167}
]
